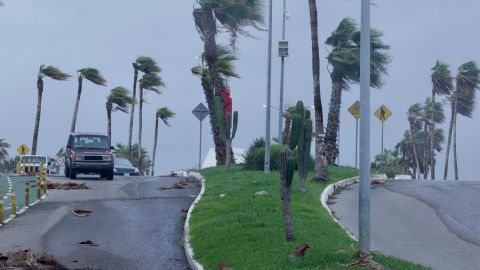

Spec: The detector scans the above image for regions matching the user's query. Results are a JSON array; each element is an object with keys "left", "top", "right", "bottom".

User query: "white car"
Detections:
[{"left": 20, "top": 155, "right": 50, "bottom": 175}]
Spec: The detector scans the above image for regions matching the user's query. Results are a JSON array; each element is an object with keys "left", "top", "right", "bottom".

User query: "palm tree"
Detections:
[
  {"left": 32, "top": 65, "right": 70, "bottom": 155},
  {"left": 422, "top": 97, "right": 446, "bottom": 179},
  {"left": 138, "top": 73, "right": 164, "bottom": 175},
  {"left": 407, "top": 103, "right": 423, "bottom": 179},
  {"left": 0, "top": 139, "right": 10, "bottom": 161},
  {"left": 307, "top": 0, "right": 327, "bottom": 180},
  {"left": 70, "top": 68, "right": 107, "bottom": 133},
  {"left": 192, "top": 45, "right": 239, "bottom": 165},
  {"left": 193, "top": 0, "right": 263, "bottom": 165},
  {"left": 127, "top": 56, "right": 160, "bottom": 160},
  {"left": 106, "top": 87, "right": 133, "bottom": 145},
  {"left": 151, "top": 107, "right": 175, "bottom": 176},
  {"left": 430, "top": 61, "right": 453, "bottom": 179},
  {"left": 324, "top": 18, "right": 391, "bottom": 164},
  {"left": 444, "top": 61, "right": 480, "bottom": 180}
]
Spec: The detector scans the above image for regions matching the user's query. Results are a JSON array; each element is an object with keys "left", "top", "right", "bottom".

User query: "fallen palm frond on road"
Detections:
[
  {"left": 47, "top": 181, "right": 89, "bottom": 190},
  {"left": 0, "top": 249, "right": 67, "bottom": 270},
  {"left": 72, "top": 208, "right": 92, "bottom": 217}
]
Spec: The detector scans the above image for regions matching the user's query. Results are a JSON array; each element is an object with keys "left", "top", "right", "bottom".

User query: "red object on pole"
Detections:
[{"left": 221, "top": 88, "right": 232, "bottom": 124}]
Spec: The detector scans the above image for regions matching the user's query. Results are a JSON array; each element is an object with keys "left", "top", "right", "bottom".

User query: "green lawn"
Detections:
[{"left": 189, "top": 165, "right": 430, "bottom": 270}]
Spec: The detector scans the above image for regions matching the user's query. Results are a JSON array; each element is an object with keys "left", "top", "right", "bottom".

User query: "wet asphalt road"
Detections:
[
  {"left": 329, "top": 180, "right": 480, "bottom": 270},
  {"left": 0, "top": 175, "right": 200, "bottom": 270}
]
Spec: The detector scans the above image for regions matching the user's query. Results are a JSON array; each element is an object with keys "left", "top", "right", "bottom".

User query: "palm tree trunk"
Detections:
[
  {"left": 138, "top": 88, "right": 144, "bottom": 175},
  {"left": 128, "top": 67, "right": 138, "bottom": 160},
  {"left": 409, "top": 125, "right": 421, "bottom": 180},
  {"left": 201, "top": 5, "right": 220, "bottom": 97},
  {"left": 308, "top": 0, "right": 328, "bottom": 180},
  {"left": 106, "top": 102, "right": 112, "bottom": 146},
  {"left": 325, "top": 71, "right": 343, "bottom": 165},
  {"left": 423, "top": 122, "right": 428, "bottom": 179},
  {"left": 32, "top": 76, "right": 44, "bottom": 155},
  {"left": 70, "top": 76, "right": 83, "bottom": 133},
  {"left": 443, "top": 98, "right": 455, "bottom": 180},
  {"left": 151, "top": 116, "right": 159, "bottom": 176},
  {"left": 453, "top": 108, "right": 459, "bottom": 180},
  {"left": 430, "top": 91, "right": 435, "bottom": 180},
  {"left": 282, "top": 115, "right": 292, "bottom": 144}
]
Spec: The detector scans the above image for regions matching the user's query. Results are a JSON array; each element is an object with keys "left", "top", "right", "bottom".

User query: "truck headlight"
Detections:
[{"left": 103, "top": 154, "right": 114, "bottom": 161}]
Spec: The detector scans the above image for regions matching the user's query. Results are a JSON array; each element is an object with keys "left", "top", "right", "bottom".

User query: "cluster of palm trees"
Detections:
[
  {"left": 30, "top": 57, "right": 175, "bottom": 176},
  {"left": 397, "top": 61, "right": 480, "bottom": 180}
]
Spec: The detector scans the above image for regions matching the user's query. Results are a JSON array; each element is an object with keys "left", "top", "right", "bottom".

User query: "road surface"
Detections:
[
  {"left": 0, "top": 174, "right": 200, "bottom": 270},
  {"left": 329, "top": 180, "right": 480, "bottom": 270}
]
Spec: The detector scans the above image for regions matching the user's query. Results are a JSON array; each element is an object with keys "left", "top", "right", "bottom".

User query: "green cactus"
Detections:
[
  {"left": 285, "top": 157, "right": 295, "bottom": 187},
  {"left": 297, "top": 109, "right": 313, "bottom": 192},
  {"left": 214, "top": 96, "right": 238, "bottom": 168}
]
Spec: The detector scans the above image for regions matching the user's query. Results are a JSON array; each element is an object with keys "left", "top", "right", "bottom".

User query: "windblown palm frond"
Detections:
[
  {"left": 192, "top": 45, "right": 239, "bottom": 79},
  {"left": 135, "top": 56, "right": 161, "bottom": 74},
  {"left": 139, "top": 73, "right": 165, "bottom": 93},
  {"left": 431, "top": 61, "right": 453, "bottom": 96},
  {"left": 156, "top": 107, "right": 175, "bottom": 127},
  {"left": 0, "top": 139, "right": 10, "bottom": 160},
  {"left": 40, "top": 65, "right": 71, "bottom": 80},
  {"left": 78, "top": 68, "right": 107, "bottom": 86},
  {"left": 455, "top": 61, "right": 480, "bottom": 117},
  {"left": 108, "top": 87, "right": 134, "bottom": 113},
  {"left": 424, "top": 97, "right": 446, "bottom": 124}
]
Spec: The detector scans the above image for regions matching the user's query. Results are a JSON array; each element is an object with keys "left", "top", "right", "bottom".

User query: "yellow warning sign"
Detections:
[
  {"left": 375, "top": 105, "right": 392, "bottom": 123},
  {"left": 17, "top": 144, "right": 30, "bottom": 156},
  {"left": 348, "top": 100, "right": 361, "bottom": 119}
]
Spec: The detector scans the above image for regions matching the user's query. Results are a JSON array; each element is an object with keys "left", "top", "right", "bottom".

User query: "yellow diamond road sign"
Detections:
[
  {"left": 17, "top": 144, "right": 30, "bottom": 156},
  {"left": 375, "top": 105, "right": 392, "bottom": 123},
  {"left": 348, "top": 100, "right": 361, "bottom": 119}
]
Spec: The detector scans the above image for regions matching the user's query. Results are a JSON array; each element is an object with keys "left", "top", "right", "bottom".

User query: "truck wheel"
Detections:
[
  {"left": 70, "top": 167, "right": 77, "bottom": 180},
  {"left": 65, "top": 165, "right": 70, "bottom": 178},
  {"left": 106, "top": 170, "right": 114, "bottom": 181}
]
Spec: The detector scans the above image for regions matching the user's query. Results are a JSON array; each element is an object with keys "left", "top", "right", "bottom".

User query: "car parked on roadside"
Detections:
[
  {"left": 114, "top": 158, "right": 140, "bottom": 176},
  {"left": 65, "top": 132, "right": 114, "bottom": 180},
  {"left": 20, "top": 155, "right": 51, "bottom": 175}
]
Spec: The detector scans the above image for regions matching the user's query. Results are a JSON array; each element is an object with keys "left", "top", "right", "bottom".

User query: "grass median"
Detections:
[{"left": 188, "top": 165, "right": 429, "bottom": 270}]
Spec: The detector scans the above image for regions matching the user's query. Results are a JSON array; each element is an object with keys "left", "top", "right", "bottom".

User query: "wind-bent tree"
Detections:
[
  {"left": 138, "top": 73, "right": 164, "bottom": 175},
  {"left": 193, "top": 0, "right": 264, "bottom": 165},
  {"left": 444, "top": 61, "right": 480, "bottom": 180},
  {"left": 430, "top": 61, "right": 453, "bottom": 179},
  {"left": 324, "top": 18, "right": 391, "bottom": 164},
  {"left": 32, "top": 65, "right": 70, "bottom": 155},
  {"left": 422, "top": 97, "right": 446, "bottom": 179},
  {"left": 0, "top": 139, "right": 10, "bottom": 161},
  {"left": 151, "top": 107, "right": 175, "bottom": 176},
  {"left": 307, "top": 0, "right": 327, "bottom": 180},
  {"left": 128, "top": 57, "right": 160, "bottom": 160},
  {"left": 192, "top": 45, "right": 239, "bottom": 165},
  {"left": 106, "top": 87, "right": 133, "bottom": 145},
  {"left": 70, "top": 68, "right": 107, "bottom": 133},
  {"left": 407, "top": 103, "right": 423, "bottom": 179}
]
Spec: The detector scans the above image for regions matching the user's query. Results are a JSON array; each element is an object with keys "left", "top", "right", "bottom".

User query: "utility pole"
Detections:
[
  {"left": 278, "top": 0, "right": 287, "bottom": 143},
  {"left": 264, "top": 0, "right": 273, "bottom": 173},
  {"left": 359, "top": 0, "right": 371, "bottom": 254}
]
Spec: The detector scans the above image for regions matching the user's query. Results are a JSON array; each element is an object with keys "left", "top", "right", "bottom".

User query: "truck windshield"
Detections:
[{"left": 73, "top": 135, "right": 110, "bottom": 149}]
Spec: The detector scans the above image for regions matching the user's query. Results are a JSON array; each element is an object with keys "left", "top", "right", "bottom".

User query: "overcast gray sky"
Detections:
[{"left": 1, "top": 0, "right": 479, "bottom": 178}]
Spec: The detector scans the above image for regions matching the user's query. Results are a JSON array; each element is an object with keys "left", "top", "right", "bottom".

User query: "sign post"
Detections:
[
  {"left": 348, "top": 101, "right": 361, "bottom": 168},
  {"left": 374, "top": 105, "right": 392, "bottom": 173},
  {"left": 192, "top": 103, "right": 209, "bottom": 170}
]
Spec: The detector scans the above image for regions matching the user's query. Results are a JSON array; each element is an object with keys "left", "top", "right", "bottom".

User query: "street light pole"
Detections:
[
  {"left": 359, "top": 0, "right": 371, "bottom": 253},
  {"left": 278, "top": 0, "right": 287, "bottom": 143},
  {"left": 264, "top": 0, "right": 273, "bottom": 173}
]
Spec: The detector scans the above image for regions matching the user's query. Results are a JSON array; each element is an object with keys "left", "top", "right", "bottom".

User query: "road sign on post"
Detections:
[
  {"left": 17, "top": 144, "right": 30, "bottom": 156},
  {"left": 348, "top": 101, "right": 360, "bottom": 168},
  {"left": 192, "top": 103, "right": 209, "bottom": 169},
  {"left": 374, "top": 105, "right": 392, "bottom": 173}
]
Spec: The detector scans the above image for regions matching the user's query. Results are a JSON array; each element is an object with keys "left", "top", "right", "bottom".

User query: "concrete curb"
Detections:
[
  {"left": 320, "top": 176, "right": 359, "bottom": 240},
  {"left": 182, "top": 171, "right": 206, "bottom": 270}
]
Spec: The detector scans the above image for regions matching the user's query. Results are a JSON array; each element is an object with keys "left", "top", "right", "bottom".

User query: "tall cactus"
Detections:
[
  {"left": 214, "top": 96, "right": 238, "bottom": 168},
  {"left": 298, "top": 109, "right": 313, "bottom": 192}
]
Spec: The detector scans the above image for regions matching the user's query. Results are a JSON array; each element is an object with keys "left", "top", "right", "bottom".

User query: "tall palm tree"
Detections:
[
  {"left": 430, "top": 61, "right": 453, "bottom": 179},
  {"left": 422, "top": 97, "right": 446, "bottom": 179},
  {"left": 444, "top": 61, "right": 480, "bottom": 180},
  {"left": 32, "top": 65, "right": 70, "bottom": 155},
  {"left": 192, "top": 45, "right": 239, "bottom": 165},
  {"left": 106, "top": 87, "right": 133, "bottom": 145},
  {"left": 128, "top": 56, "right": 160, "bottom": 160},
  {"left": 324, "top": 18, "right": 391, "bottom": 164},
  {"left": 0, "top": 139, "right": 10, "bottom": 161},
  {"left": 307, "top": 0, "right": 327, "bottom": 180},
  {"left": 138, "top": 73, "right": 164, "bottom": 175},
  {"left": 70, "top": 68, "right": 107, "bottom": 133},
  {"left": 151, "top": 107, "right": 175, "bottom": 176},
  {"left": 407, "top": 103, "right": 423, "bottom": 179},
  {"left": 193, "top": 0, "right": 264, "bottom": 165}
]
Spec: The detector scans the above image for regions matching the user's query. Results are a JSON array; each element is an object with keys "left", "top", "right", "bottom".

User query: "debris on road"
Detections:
[
  {"left": 289, "top": 243, "right": 311, "bottom": 260},
  {"left": 48, "top": 181, "right": 89, "bottom": 190},
  {"left": 77, "top": 240, "right": 99, "bottom": 247},
  {"left": 72, "top": 208, "right": 92, "bottom": 217},
  {"left": 159, "top": 180, "right": 189, "bottom": 190},
  {"left": 371, "top": 180, "right": 386, "bottom": 185},
  {"left": 180, "top": 208, "right": 188, "bottom": 213},
  {"left": 0, "top": 249, "right": 67, "bottom": 269}
]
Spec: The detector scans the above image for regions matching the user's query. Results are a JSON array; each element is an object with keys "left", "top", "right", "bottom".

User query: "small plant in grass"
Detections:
[{"left": 214, "top": 96, "right": 238, "bottom": 168}]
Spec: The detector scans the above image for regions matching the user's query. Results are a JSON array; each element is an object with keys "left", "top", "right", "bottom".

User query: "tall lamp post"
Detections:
[
  {"left": 278, "top": 0, "right": 288, "bottom": 143},
  {"left": 264, "top": 0, "right": 273, "bottom": 173},
  {"left": 359, "top": 0, "right": 371, "bottom": 254}
]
